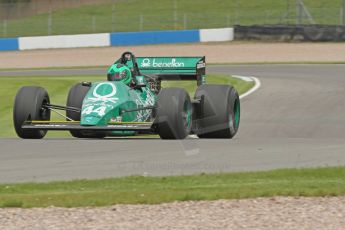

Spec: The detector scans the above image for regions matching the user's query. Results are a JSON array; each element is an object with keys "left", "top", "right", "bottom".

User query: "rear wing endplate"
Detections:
[{"left": 137, "top": 56, "right": 206, "bottom": 86}]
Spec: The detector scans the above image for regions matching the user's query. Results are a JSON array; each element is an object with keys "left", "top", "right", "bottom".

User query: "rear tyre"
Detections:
[
  {"left": 194, "top": 85, "right": 240, "bottom": 138},
  {"left": 66, "top": 83, "right": 105, "bottom": 138},
  {"left": 154, "top": 88, "right": 192, "bottom": 139},
  {"left": 13, "top": 86, "right": 51, "bottom": 139}
]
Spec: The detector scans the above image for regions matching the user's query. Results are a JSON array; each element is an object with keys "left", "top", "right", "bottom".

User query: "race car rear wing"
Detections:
[{"left": 137, "top": 56, "right": 206, "bottom": 86}]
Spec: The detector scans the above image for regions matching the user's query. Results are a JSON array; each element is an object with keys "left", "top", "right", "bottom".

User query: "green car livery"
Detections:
[{"left": 13, "top": 52, "right": 240, "bottom": 139}]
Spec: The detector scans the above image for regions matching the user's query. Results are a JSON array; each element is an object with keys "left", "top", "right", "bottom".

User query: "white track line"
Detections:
[
  {"left": 188, "top": 75, "right": 261, "bottom": 139},
  {"left": 232, "top": 75, "right": 261, "bottom": 99}
]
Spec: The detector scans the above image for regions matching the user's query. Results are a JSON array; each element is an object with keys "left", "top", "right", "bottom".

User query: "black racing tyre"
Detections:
[
  {"left": 13, "top": 86, "right": 51, "bottom": 139},
  {"left": 154, "top": 88, "right": 192, "bottom": 139},
  {"left": 66, "top": 83, "right": 105, "bottom": 138},
  {"left": 194, "top": 84, "right": 240, "bottom": 138}
]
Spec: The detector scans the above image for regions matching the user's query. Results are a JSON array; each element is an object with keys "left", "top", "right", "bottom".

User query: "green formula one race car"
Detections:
[{"left": 13, "top": 52, "right": 240, "bottom": 139}]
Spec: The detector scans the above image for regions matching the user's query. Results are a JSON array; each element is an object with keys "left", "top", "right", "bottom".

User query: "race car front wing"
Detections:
[{"left": 22, "top": 121, "right": 154, "bottom": 132}]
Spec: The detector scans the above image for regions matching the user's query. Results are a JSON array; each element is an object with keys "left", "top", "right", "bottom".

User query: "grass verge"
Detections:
[
  {"left": 0, "top": 167, "right": 344, "bottom": 208},
  {"left": 0, "top": 74, "right": 254, "bottom": 137},
  {"left": 0, "top": 0, "right": 340, "bottom": 37}
]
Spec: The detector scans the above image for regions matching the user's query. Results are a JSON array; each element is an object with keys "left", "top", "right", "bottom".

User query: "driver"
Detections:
[{"left": 107, "top": 63, "right": 132, "bottom": 86}]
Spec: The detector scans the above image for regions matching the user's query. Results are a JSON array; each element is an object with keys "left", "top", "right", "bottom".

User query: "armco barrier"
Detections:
[
  {"left": 0, "top": 28, "right": 234, "bottom": 52},
  {"left": 110, "top": 30, "right": 200, "bottom": 46},
  {"left": 0, "top": 38, "right": 19, "bottom": 51}
]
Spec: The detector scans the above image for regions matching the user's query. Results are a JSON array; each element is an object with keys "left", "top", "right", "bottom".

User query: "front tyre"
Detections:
[
  {"left": 13, "top": 86, "right": 51, "bottom": 139},
  {"left": 194, "top": 85, "right": 240, "bottom": 138},
  {"left": 154, "top": 88, "right": 192, "bottom": 139},
  {"left": 66, "top": 83, "right": 105, "bottom": 138}
]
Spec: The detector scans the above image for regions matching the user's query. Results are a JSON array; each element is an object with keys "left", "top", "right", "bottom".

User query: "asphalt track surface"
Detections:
[{"left": 1, "top": 64, "right": 345, "bottom": 183}]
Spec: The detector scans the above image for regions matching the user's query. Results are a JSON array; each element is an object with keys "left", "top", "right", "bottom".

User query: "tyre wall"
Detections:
[{"left": 234, "top": 25, "right": 345, "bottom": 42}]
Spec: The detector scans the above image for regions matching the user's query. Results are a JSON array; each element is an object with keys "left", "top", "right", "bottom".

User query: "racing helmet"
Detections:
[{"left": 107, "top": 64, "right": 132, "bottom": 85}]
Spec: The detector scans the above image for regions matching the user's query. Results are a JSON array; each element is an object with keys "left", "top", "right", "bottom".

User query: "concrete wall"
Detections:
[
  {"left": 19, "top": 33, "right": 110, "bottom": 50},
  {"left": 110, "top": 30, "right": 200, "bottom": 46},
  {"left": 0, "top": 38, "right": 18, "bottom": 51},
  {"left": 199, "top": 28, "right": 234, "bottom": 42},
  {"left": 0, "top": 27, "right": 234, "bottom": 51}
]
